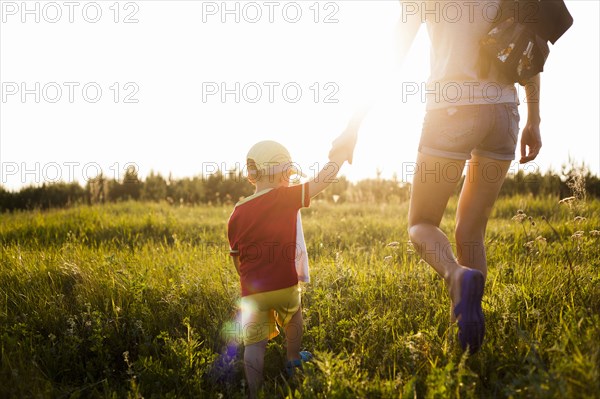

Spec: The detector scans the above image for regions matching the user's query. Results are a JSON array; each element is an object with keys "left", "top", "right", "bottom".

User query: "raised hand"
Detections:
[{"left": 328, "top": 107, "right": 369, "bottom": 165}]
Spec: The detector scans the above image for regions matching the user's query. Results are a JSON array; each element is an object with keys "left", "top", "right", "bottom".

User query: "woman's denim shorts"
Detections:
[{"left": 418, "top": 103, "right": 520, "bottom": 161}]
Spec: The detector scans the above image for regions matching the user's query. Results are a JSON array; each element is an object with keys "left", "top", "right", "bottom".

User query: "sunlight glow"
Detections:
[{"left": 0, "top": 1, "right": 597, "bottom": 190}]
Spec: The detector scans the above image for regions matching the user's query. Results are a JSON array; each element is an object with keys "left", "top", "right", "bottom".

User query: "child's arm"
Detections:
[
  {"left": 232, "top": 255, "right": 241, "bottom": 276},
  {"left": 306, "top": 154, "right": 346, "bottom": 199}
]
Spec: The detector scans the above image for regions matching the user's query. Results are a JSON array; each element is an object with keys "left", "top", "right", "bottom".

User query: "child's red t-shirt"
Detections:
[{"left": 227, "top": 183, "right": 310, "bottom": 297}]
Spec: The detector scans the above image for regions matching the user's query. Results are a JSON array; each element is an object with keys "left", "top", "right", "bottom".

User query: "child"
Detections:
[{"left": 227, "top": 118, "right": 361, "bottom": 397}]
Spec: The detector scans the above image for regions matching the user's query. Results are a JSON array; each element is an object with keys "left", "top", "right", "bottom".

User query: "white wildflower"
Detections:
[
  {"left": 571, "top": 231, "right": 584, "bottom": 240},
  {"left": 559, "top": 196, "right": 576, "bottom": 204}
]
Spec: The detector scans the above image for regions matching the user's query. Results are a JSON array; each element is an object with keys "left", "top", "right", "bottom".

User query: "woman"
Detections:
[{"left": 331, "top": 0, "right": 542, "bottom": 353}]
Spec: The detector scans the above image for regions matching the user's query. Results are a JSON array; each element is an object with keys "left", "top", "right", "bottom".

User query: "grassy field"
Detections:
[{"left": 1, "top": 196, "right": 599, "bottom": 398}]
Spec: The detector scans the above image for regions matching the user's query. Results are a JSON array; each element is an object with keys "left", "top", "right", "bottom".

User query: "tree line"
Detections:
[{"left": 1, "top": 162, "right": 599, "bottom": 211}]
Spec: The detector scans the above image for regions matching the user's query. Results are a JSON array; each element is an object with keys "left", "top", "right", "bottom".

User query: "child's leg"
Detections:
[
  {"left": 284, "top": 309, "right": 303, "bottom": 362},
  {"left": 244, "top": 339, "right": 267, "bottom": 398}
]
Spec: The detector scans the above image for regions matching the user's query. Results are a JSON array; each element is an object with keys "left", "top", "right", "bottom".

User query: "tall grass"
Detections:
[{"left": 1, "top": 197, "right": 599, "bottom": 398}]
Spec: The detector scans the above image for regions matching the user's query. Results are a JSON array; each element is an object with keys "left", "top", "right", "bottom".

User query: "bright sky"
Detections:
[{"left": 1, "top": 0, "right": 598, "bottom": 190}]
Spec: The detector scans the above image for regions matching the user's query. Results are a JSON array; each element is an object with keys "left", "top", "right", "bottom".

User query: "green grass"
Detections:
[{"left": 1, "top": 197, "right": 599, "bottom": 398}]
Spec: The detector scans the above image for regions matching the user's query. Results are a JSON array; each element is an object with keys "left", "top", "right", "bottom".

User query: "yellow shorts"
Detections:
[{"left": 241, "top": 285, "right": 301, "bottom": 345}]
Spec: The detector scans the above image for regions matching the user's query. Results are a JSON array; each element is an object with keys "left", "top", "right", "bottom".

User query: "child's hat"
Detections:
[{"left": 247, "top": 140, "right": 306, "bottom": 177}]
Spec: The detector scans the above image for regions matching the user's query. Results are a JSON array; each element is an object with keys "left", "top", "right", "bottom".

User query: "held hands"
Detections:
[
  {"left": 519, "top": 121, "right": 542, "bottom": 164},
  {"left": 328, "top": 107, "right": 369, "bottom": 165},
  {"left": 328, "top": 127, "right": 358, "bottom": 165},
  {"left": 309, "top": 109, "right": 367, "bottom": 198}
]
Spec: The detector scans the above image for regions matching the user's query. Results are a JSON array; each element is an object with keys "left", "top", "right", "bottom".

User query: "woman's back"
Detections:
[{"left": 424, "top": 1, "right": 517, "bottom": 109}]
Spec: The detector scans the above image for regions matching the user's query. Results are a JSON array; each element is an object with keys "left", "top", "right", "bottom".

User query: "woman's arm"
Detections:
[
  {"left": 328, "top": 4, "right": 422, "bottom": 164},
  {"left": 520, "top": 73, "right": 542, "bottom": 163},
  {"left": 395, "top": 2, "right": 422, "bottom": 66},
  {"left": 327, "top": 107, "right": 368, "bottom": 164}
]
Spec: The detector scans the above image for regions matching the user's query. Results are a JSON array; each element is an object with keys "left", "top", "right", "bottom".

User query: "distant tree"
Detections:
[
  {"left": 167, "top": 176, "right": 206, "bottom": 205},
  {"left": 1, "top": 162, "right": 599, "bottom": 212},
  {"left": 141, "top": 171, "right": 167, "bottom": 202},
  {"left": 5, "top": 182, "right": 86, "bottom": 210},
  {"left": 109, "top": 166, "right": 141, "bottom": 201},
  {"left": 107, "top": 179, "right": 122, "bottom": 202},
  {"left": 122, "top": 165, "right": 141, "bottom": 200},
  {"left": 0, "top": 185, "right": 12, "bottom": 211},
  {"left": 86, "top": 173, "right": 108, "bottom": 204},
  {"left": 203, "top": 170, "right": 223, "bottom": 205}
]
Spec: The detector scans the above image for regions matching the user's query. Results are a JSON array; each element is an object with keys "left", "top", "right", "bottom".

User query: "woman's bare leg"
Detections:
[
  {"left": 407, "top": 152, "right": 467, "bottom": 306},
  {"left": 455, "top": 155, "right": 512, "bottom": 279}
]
